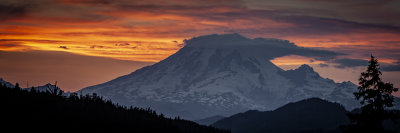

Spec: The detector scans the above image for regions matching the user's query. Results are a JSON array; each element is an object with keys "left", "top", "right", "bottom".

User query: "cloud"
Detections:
[
  {"left": 62, "top": 0, "right": 113, "bottom": 5},
  {"left": 115, "top": 43, "right": 130, "bottom": 46},
  {"left": 1, "top": 0, "right": 400, "bottom": 63},
  {"left": 185, "top": 33, "right": 343, "bottom": 60},
  {"left": 0, "top": 43, "right": 23, "bottom": 48},
  {"left": 269, "top": 15, "right": 400, "bottom": 36},
  {"left": 318, "top": 63, "right": 329, "bottom": 67},
  {"left": 382, "top": 65, "right": 400, "bottom": 71},
  {"left": 90, "top": 45, "right": 105, "bottom": 49},
  {"left": 0, "top": 43, "right": 31, "bottom": 50},
  {"left": 59, "top": 46, "right": 69, "bottom": 49},
  {"left": 0, "top": 39, "right": 71, "bottom": 44},
  {"left": 0, "top": 3, "right": 30, "bottom": 21},
  {"left": 332, "top": 58, "right": 368, "bottom": 68},
  {"left": 382, "top": 61, "right": 400, "bottom": 71},
  {"left": 317, "top": 44, "right": 400, "bottom": 65},
  {"left": 246, "top": 0, "right": 400, "bottom": 27}
]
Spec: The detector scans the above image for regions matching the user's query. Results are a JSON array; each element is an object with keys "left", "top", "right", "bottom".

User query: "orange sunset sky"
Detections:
[{"left": 0, "top": 0, "right": 399, "bottom": 96}]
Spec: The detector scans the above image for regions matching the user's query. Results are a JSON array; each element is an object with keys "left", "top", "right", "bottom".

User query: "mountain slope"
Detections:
[
  {"left": 212, "top": 98, "right": 350, "bottom": 133},
  {"left": 80, "top": 34, "right": 371, "bottom": 120},
  {"left": 0, "top": 78, "right": 14, "bottom": 88}
]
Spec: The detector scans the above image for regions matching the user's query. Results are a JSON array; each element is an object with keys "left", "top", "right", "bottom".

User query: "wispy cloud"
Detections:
[
  {"left": 59, "top": 46, "right": 69, "bottom": 49},
  {"left": 332, "top": 58, "right": 369, "bottom": 68}
]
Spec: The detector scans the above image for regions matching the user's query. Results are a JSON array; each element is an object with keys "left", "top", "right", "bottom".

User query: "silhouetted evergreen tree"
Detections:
[
  {"left": 14, "top": 82, "right": 20, "bottom": 89},
  {"left": 341, "top": 55, "right": 399, "bottom": 133}
]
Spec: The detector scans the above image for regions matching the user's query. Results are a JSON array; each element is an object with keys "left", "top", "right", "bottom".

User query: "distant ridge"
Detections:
[
  {"left": 212, "top": 98, "right": 350, "bottom": 133},
  {"left": 195, "top": 115, "right": 226, "bottom": 126}
]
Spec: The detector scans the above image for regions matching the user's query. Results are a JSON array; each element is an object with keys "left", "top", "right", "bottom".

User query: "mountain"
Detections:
[
  {"left": 0, "top": 78, "right": 68, "bottom": 96},
  {"left": 195, "top": 115, "right": 226, "bottom": 126},
  {"left": 25, "top": 83, "right": 61, "bottom": 92},
  {"left": 80, "top": 33, "right": 395, "bottom": 120},
  {"left": 278, "top": 65, "right": 360, "bottom": 109},
  {"left": 212, "top": 98, "right": 349, "bottom": 133},
  {"left": 0, "top": 78, "right": 14, "bottom": 88}
]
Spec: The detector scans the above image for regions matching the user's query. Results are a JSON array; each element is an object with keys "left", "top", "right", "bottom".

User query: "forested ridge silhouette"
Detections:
[{"left": 0, "top": 83, "right": 230, "bottom": 133}]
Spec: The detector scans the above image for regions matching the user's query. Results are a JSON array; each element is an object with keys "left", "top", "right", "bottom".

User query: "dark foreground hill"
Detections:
[
  {"left": 212, "top": 98, "right": 400, "bottom": 133},
  {"left": 0, "top": 83, "right": 229, "bottom": 133},
  {"left": 212, "top": 98, "right": 350, "bottom": 133}
]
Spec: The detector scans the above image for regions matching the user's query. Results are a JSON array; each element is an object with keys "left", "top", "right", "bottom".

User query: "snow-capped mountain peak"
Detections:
[
  {"left": 79, "top": 34, "right": 379, "bottom": 120},
  {"left": 297, "top": 64, "right": 314, "bottom": 71}
]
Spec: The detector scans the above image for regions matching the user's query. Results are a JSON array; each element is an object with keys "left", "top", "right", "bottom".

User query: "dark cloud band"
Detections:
[{"left": 332, "top": 58, "right": 369, "bottom": 68}]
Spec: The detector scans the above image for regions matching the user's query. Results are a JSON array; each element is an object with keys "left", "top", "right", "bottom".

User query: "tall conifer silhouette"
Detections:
[{"left": 342, "top": 55, "right": 398, "bottom": 133}]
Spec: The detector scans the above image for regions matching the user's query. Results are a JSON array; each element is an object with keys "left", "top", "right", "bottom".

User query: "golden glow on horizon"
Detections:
[
  {"left": 2, "top": 30, "right": 400, "bottom": 63},
  {"left": 0, "top": 23, "right": 184, "bottom": 62}
]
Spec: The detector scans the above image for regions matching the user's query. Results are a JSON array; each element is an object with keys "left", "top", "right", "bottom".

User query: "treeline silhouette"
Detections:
[{"left": 0, "top": 83, "right": 230, "bottom": 133}]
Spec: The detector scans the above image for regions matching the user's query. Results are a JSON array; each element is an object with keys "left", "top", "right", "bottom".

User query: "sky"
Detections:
[{"left": 0, "top": 0, "right": 399, "bottom": 96}]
